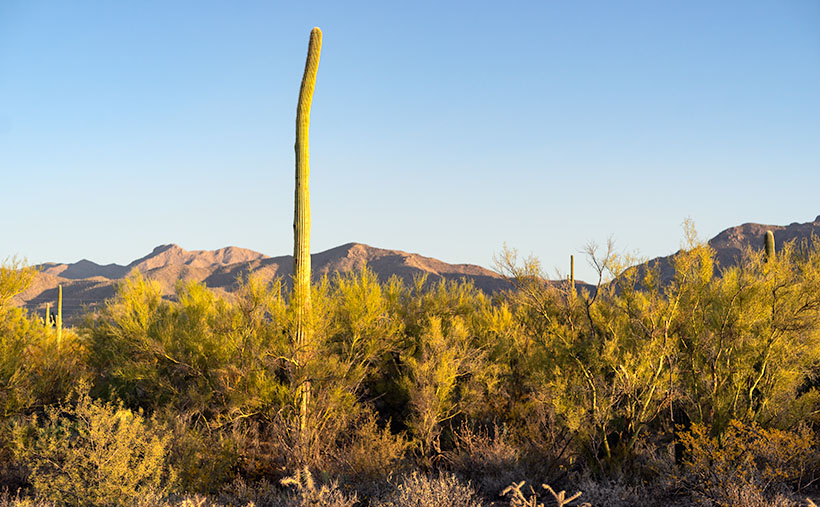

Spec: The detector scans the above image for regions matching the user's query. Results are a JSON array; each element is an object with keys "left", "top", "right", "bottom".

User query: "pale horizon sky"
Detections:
[{"left": 2, "top": 1, "right": 819, "bottom": 282}]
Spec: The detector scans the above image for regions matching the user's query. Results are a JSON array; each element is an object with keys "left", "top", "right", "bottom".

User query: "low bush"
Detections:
[
  {"left": 443, "top": 422, "right": 524, "bottom": 497},
  {"left": 12, "top": 388, "right": 175, "bottom": 506},
  {"left": 377, "top": 471, "right": 484, "bottom": 507},
  {"left": 329, "top": 410, "right": 408, "bottom": 487},
  {"left": 166, "top": 414, "right": 238, "bottom": 495},
  {"left": 677, "top": 420, "right": 819, "bottom": 506}
]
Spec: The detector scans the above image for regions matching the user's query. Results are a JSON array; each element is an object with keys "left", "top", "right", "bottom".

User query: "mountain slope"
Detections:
[
  {"left": 18, "top": 216, "right": 820, "bottom": 324},
  {"left": 642, "top": 215, "right": 820, "bottom": 283},
  {"left": 17, "top": 243, "right": 510, "bottom": 323}
]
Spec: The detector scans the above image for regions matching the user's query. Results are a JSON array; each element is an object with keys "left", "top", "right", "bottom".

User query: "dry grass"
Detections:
[
  {"left": 444, "top": 423, "right": 525, "bottom": 497},
  {"left": 376, "top": 471, "right": 484, "bottom": 507}
]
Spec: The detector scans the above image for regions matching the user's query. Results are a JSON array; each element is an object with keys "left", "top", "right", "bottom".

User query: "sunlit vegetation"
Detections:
[{"left": 3, "top": 230, "right": 820, "bottom": 505}]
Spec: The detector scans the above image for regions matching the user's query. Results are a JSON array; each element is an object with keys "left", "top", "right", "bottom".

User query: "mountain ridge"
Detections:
[
  {"left": 17, "top": 242, "right": 511, "bottom": 323},
  {"left": 640, "top": 215, "right": 820, "bottom": 283},
  {"left": 15, "top": 215, "right": 820, "bottom": 323}
]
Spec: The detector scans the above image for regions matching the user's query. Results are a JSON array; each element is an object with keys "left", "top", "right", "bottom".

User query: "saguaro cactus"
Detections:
[
  {"left": 293, "top": 26, "right": 322, "bottom": 447},
  {"left": 570, "top": 254, "right": 575, "bottom": 294},
  {"left": 44, "top": 302, "right": 51, "bottom": 327},
  {"left": 57, "top": 284, "right": 63, "bottom": 348},
  {"left": 764, "top": 230, "right": 775, "bottom": 261}
]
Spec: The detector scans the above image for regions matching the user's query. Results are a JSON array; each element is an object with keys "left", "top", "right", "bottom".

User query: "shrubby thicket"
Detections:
[{"left": 3, "top": 228, "right": 820, "bottom": 506}]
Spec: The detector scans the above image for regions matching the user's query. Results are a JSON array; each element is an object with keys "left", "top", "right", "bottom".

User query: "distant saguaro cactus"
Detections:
[
  {"left": 57, "top": 285, "right": 63, "bottom": 348},
  {"left": 293, "top": 26, "right": 322, "bottom": 448},
  {"left": 44, "top": 302, "right": 51, "bottom": 327},
  {"left": 764, "top": 230, "right": 775, "bottom": 261},
  {"left": 570, "top": 254, "right": 575, "bottom": 295}
]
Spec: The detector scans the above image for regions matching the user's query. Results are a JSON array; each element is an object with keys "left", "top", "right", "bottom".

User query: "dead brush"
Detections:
[
  {"left": 501, "top": 481, "right": 590, "bottom": 507},
  {"left": 444, "top": 422, "right": 522, "bottom": 496},
  {"left": 377, "top": 471, "right": 483, "bottom": 507}
]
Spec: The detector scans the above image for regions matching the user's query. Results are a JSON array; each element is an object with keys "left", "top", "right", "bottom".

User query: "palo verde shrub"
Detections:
[
  {"left": 12, "top": 388, "right": 175, "bottom": 506},
  {"left": 677, "top": 420, "right": 819, "bottom": 506}
]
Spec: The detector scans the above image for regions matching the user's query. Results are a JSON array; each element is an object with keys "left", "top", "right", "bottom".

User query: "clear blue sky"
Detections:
[{"left": 2, "top": 1, "right": 818, "bottom": 282}]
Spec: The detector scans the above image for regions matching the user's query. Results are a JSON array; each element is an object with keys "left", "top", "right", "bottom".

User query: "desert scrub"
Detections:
[
  {"left": 443, "top": 422, "right": 524, "bottom": 497},
  {"left": 328, "top": 410, "right": 408, "bottom": 485},
  {"left": 279, "top": 467, "right": 357, "bottom": 507},
  {"left": 399, "top": 316, "right": 489, "bottom": 459},
  {"left": 677, "top": 420, "right": 819, "bottom": 505},
  {"left": 376, "top": 471, "right": 484, "bottom": 507},
  {"left": 12, "top": 388, "right": 175, "bottom": 506},
  {"left": 0, "top": 488, "right": 52, "bottom": 507},
  {"left": 500, "top": 481, "right": 590, "bottom": 507},
  {"left": 165, "top": 414, "right": 238, "bottom": 496}
]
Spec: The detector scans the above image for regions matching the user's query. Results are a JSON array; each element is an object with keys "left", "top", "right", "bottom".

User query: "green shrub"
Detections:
[
  {"left": 12, "top": 388, "right": 175, "bottom": 506},
  {"left": 399, "top": 316, "right": 488, "bottom": 458},
  {"left": 165, "top": 414, "right": 238, "bottom": 495}
]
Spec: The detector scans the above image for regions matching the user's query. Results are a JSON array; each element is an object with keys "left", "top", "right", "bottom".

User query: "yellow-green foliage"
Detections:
[
  {"left": 675, "top": 238, "right": 820, "bottom": 430},
  {"left": 400, "top": 315, "right": 489, "bottom": 456},
  {"left": 331, "top": 410, "right": 407, "bottom": 482},
  {"left": 165, "top": 415, "right": 238, "bottom": 495},
  {"left": 87, "top": 272, "right": 291, "bottom": 422},
  {"left": 496, "top": 226, "right": 820, "bottom": 476},
  {"left": 0, "top": 312, "right": 86, "bottom": 417},
  {"left": 85, "top": 268, "right": 405, "bottom": 474},
  {"left": 12, "top": 388, "right": 175, "bottom": 505},
  {"left": 678, "top": 420, "right": 819, "bottom": 504},
  {"left": 6, "top": 229, "right": 820, "bottom": 501},
  {"left": 497, "top": 241, "right": 676, "bottom": 470},
  {"left": 0, "top": 260, "right": 87, "bottom": 417},
  {"left": 0, "top": 258, "right": 35, "bottom": 313}
]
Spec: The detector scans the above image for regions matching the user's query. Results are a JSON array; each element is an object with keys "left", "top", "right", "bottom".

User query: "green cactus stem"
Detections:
[
  {"left": 57, "top": 284, "right": 63, "bottom": 348},
  {"left": 44, "top": 302, "right": 51, "bottom": 327},
  {"left": 570, "top": 254, "right": 575, "bottom": 294},
  {"left": 765, "top": 230, "right": 775, "bottom": 261},
  {"left": 294, "top": 26, "right": 321, "bottom": 447}
]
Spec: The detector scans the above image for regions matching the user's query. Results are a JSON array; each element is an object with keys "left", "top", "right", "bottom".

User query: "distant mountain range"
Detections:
[
  {"left": 644, "top": 215, "right": 820, "bottom": 282},
  {"left": 15, "top": 243, "right": 511, "bottom": 323},
  {"left": 14, "top": 216, "right": 820, "bottom": 323}
]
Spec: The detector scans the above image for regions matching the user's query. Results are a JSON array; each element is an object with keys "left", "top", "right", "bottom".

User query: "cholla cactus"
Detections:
[
  {"left": 280, "top": 466, "right": 315, "bottom": 492},
  {"left": 501, "top": 481, "right": 589, "bottom": 507},
  {"left": 501, "top": 481, "right": 539, "bottom": 507},
  {"left": 542, "top": 484, "right": 588, "bottom": 507}
]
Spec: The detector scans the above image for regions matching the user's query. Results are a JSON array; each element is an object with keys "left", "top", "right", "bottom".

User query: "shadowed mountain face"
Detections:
[
  {"left": 642, "top": 216, "right": 820, "bottom": 283},
  {"left": 16, "top": 243, "right": 511, "bottom": 323},
  {"left": 708, "top": 217, "right": 820, "bottom": 267}
]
